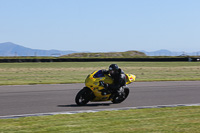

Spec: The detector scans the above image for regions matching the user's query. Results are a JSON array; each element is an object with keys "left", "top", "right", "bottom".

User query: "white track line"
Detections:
[{"left": 1, "top": 103, "right": 200, "bottom": 119}]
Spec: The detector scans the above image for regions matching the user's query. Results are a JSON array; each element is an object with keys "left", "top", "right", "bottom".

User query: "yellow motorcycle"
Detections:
[{"left": 75, "top": 70, "right": 136, "bottom": 106}]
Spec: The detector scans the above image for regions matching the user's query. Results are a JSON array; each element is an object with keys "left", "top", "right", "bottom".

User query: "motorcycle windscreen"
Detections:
[{"left": 93, "top": 70, "right": 105, "bottom": 78}]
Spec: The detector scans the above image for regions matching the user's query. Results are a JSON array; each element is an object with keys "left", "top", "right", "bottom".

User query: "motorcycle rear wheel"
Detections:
[
  {"left": 112, "top": 87, "right": 129, "bottom": 104},
  {"left": 75, "top": 87, "right": 92, "bottom": 106}
]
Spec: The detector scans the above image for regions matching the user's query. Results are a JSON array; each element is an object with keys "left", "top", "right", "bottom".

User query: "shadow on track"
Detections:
[{"left": 57, "top": 103, "right": 112, "bottom": 107}]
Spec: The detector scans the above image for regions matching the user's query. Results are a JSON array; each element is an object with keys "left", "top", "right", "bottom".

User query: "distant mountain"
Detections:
[
  {"left": 140, "top": 49, "right": 200, "bottom": 56},
  {"left": 1, "top": 42, "right": 199, "bottom": 57},
  {"left": 0, "top": 42, "right": 77, "bottom": 56}
]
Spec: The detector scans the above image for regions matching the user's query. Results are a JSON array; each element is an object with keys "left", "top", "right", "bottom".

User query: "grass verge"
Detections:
[
  {"left": 0, "top": 62, "right": 200, "bottom": 85},
  {"left": 0, "top": 106, "right": 200, "bottom": 132}
]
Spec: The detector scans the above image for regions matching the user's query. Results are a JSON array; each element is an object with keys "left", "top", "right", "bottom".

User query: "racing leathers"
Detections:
[{"left": 100, "top": 68, "right": 126, "bottom": 96}]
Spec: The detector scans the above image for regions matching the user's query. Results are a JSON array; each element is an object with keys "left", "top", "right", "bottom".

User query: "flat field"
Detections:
[
  {"left": 0, "top": 106, "right": 200, "bottom": 132},
  {"left": 0, "top": 62, "right": 199, "bottom": 85}
]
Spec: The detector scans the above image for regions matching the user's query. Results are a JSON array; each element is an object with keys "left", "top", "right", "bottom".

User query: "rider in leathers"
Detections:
[{"left": 100, "top": 64, "right": 126, "bottom": 96}]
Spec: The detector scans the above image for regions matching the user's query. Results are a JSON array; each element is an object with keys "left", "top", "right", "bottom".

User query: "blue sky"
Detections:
[{"left": 0, "top": 0, "right": 200, "bottom": 52}]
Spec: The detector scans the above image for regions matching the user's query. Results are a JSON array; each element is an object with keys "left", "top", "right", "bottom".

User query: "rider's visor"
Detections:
[{"left": 109, "top": 70, "right": 115, "bottom": 75}]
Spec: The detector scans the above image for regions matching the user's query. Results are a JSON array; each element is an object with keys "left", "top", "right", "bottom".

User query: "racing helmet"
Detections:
[{"left": 109, "top": 64, "right": 119, "bottom": 75}]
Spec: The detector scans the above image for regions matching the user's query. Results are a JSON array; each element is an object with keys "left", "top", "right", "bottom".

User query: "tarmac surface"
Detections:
[{"left": 0, "top": 81, "right": 200, "bottom": 117}]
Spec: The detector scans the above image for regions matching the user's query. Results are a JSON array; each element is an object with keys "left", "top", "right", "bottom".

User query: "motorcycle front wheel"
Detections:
[
  {"left": 75, "top": 87, "right": 93, "bottom": 106},
  {"left": 112, "top": 87, "right": 129, "bottom": 104}
]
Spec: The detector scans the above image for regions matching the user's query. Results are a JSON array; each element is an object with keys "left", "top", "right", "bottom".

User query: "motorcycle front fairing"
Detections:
[{"left": 85, "top": 70, "right": 113, "bottom": 101}]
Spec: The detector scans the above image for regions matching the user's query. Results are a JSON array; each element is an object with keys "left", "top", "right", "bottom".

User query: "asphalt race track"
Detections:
[{"left": 0, "top": 81, "right": 200, "bottom": 117}]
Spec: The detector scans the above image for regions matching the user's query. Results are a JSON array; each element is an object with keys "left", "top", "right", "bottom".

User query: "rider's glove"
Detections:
[
  {"left": 99, "top": 81, "right": 108, "bottom": 88},
  {"left": 99, "top": 81, "right": 105, "bottom": 87}
]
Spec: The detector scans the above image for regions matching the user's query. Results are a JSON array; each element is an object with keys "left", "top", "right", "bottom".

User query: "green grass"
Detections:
[
  {"left": 0, "top": 106, "right": 200, "bottom": 132},
  {"left": 0, "top": 62, "right": 200, "bottom": 85}
]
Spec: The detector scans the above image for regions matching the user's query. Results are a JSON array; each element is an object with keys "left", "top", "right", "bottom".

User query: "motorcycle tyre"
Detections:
[
  {"left": 75, "top": 87, "right": 93, "bottom": 106},
  {"left": 111, "top": 87, "right": 129, "bottom": 104}
]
